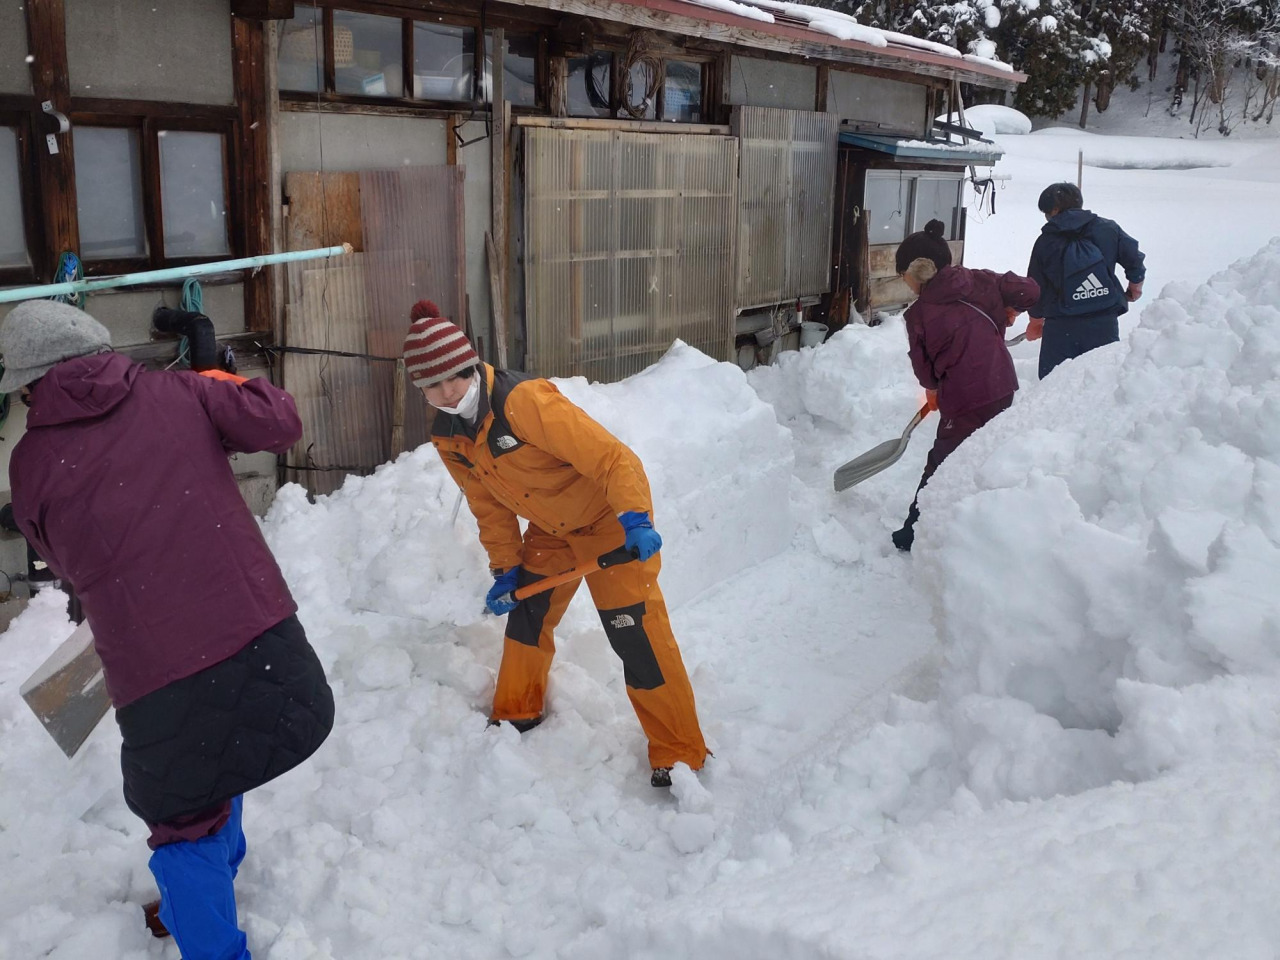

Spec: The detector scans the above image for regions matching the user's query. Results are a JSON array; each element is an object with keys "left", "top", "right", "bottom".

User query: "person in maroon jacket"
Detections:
[
  {"left": 891, "top": 220, "right": 1040, "bottom": 551},
  {"left": 1, "top": 299, "right": 333, "bottom": 960}
]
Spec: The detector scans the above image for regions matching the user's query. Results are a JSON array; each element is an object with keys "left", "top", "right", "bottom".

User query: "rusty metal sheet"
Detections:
[{"left": 732, "top": 106, "right": 840, "bottom": 310}]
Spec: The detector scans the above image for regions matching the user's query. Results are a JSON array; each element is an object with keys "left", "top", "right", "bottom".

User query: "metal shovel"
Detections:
[
  {"left": 20, "top": 620, "right": 109, "bottom": 758},
  {"left": 833, "top": 403, "right": 934, "bottom": 492}
]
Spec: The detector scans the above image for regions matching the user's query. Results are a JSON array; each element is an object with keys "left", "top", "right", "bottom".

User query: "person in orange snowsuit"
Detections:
[{"left": 403, "top": 301, "right": 708, "bottom": 787}]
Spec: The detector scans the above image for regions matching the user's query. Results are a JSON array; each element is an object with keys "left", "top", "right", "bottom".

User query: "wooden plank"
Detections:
[
  {"left": 869, "top": 239, "right": 964, "bottom": 278},
  {"left": 869, "top": 274, "right": 913, "bottom": 308},
  {"left": 283, "top": 172, "right": 364, "bottom": 252},
  {"left": 234, "top": 16, "right": 275, "bottom": 333},
  {"left": 515, "top": 115, "right": 730, "bottom": 135},
  {"left": 391, "top": 358, "right": 406, "bottom": 458},
  {"left": 25, "top": 0, "right": 77, "bottom": 276}
]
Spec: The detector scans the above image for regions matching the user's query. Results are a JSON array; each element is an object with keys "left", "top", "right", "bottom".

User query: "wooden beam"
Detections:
[
  {"left": 815, "top": 63, "right": 829, "bottom": 112},
  {"left": 24, "top": 0, "right": 77, "bottom": 277},
  {"left": 233, "top": 14, "right": 275, "bottom": 333},
  {"left": 490, "top": 28, "right": 509, "bottom": 368},
  {"left": 515, "top": 114, "right": 729, "bottom": 134}
]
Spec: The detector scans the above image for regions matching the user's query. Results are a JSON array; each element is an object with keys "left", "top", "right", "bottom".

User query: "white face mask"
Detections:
[{"left": 435, "top": 372, "right": 481, "bottom": 419}]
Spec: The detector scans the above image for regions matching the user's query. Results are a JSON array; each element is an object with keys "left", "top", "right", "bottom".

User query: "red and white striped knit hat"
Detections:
[{"left": 402, "top": 300, "right": 479, "bottom": 388}]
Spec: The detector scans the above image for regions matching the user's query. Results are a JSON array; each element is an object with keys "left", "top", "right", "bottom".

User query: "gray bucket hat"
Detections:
[{"left": 0, "top": 300, "right": 112, "bottom": 393}]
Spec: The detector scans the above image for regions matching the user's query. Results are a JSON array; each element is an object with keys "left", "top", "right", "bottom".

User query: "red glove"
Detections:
[
  {"left": 924, "top": 389, "right": 938, "bottom": 412},
  {"left": 1126, "top": 282, "right": 1143, "bottom": 303},
  {"left": 1025, "top": 317, "right": 1045, "bottom": 342}
]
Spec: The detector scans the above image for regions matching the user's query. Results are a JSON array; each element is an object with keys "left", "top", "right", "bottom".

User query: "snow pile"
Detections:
[
  {"left": 1008, "top": 127, "right": 1269, "bottom": 169},
  {"left": 940, "top": 104, "right": 1033, "bottom": 136},
  {"left": 917, "top": 237, "right": 1280, "bottom": 801}
]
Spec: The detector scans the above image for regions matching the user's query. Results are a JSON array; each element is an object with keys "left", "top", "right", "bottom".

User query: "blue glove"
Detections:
[
  {"left": 485, "top": 567, "right": 520, "bottom": 616},
  {"left": 618, "top": 511, "right": 662, "bottom": 561}
]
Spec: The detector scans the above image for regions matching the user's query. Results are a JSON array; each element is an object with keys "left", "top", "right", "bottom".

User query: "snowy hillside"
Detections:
[{"left": 1, "top": 131, "right": 1280, "bottom": 959}]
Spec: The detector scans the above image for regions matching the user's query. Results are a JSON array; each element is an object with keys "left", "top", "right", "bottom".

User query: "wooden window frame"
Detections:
[
  {"left": 278, "top": 2, "right": 547, "bottom": 115},
  {"left": 0, "top": 104, "right": 46, "bottom": 286},
  {"left": 576, "top": 48, "right": 712, "bottom": 124},
  {"left": 68, "top": 108, "right": 240, "bottom": 276}
]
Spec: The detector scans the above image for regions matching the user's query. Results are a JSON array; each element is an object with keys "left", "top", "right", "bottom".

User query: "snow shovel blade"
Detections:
[
  {"left": 19, "top": 621, "right": 111, "bottom": 758},
  {"left": 833, "top": 403, "right": 932, "bottom": 492},
  {"left": 1006, "top": 332, "right": 1027, "bottom": 345}
]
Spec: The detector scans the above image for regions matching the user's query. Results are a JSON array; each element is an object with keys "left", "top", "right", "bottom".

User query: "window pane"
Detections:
[
  {"left": 483, "top": 32, "right": 537, "bottom": 107},
  {"left": 0, "top": 127, "right": 28, "bottom": 269},
  {"left": 913, "top": 177, "right": 961, "bottom": 240},
  {"left": 414, "top": 22, "right": 474, "bottom": 101},
  {"left": 334, "top": 11, "right": 402, "bottom": 98},
  {"left": 74, "top": 127, "right": 146, "bottom": 260},
  {"left": 278, "top": 7, "right": 323, "bottom": 93},
  {"left": 568, "top": 53, "right": 612, "bottom": 117},
  {"left": 864, "top": 173, "right": 909, "bottom": 245},
  {"left": 664, "top": 60, "right": 703, "bottom": 123},
  {"left": 159, "top": 131, "right": 229, "bottom": 258}
]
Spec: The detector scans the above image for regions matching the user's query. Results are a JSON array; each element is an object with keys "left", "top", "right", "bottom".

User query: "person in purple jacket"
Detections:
[
  {"left": 1, "top": 300, "right": 333, "bottom": 960},
  {"left": 891, "top": 220, "right": 1040, "bottom": 551}
]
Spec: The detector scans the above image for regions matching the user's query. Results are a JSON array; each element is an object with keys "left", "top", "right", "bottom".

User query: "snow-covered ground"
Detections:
[{"left": 2, "top": 132, "right": 1280, "bottom": 959}]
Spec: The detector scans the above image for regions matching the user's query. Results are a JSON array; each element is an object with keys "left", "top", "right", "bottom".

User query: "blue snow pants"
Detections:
[{"left": 148, "top": 794, "right": 251, "bottom": 960}]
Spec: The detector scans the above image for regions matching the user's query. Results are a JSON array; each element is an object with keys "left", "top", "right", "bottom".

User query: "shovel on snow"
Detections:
[
  {"left": 833, "top": 403, "right": 934, "bottom": 492},
  {"left": 20, "top": 620, "right": 110, "bottom": 758}
]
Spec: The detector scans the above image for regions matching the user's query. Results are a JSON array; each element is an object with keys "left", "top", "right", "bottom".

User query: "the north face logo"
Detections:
[
  {"left": 610, "top": 613, "right": 636, "bottom": 629},
  {"left": 1071, "top": 273, "right": 1111, "bottom": 301},
  {"left": 495, "top": 435, "right": 518, "bottom": 450}
]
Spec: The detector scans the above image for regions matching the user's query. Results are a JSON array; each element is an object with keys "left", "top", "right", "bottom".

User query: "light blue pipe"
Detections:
[{"left": 0, "top": 243, "right": 353, "bottom": 304}]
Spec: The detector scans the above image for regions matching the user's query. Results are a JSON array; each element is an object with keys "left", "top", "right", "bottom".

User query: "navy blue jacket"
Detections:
[{"left": 1027, "top": 209, "right": 1146, "bottom": 322}]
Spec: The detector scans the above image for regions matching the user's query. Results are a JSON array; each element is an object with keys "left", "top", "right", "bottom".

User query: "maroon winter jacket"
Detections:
[
  {"left": 10, "top": 352, "right": 302, "bottom": 708},
  {"left": 905, "top": 265, "right": 1041, "bottom": 419}
]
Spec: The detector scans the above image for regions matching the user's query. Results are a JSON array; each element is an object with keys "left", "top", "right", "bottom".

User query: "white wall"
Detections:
[
  {"left": 64, "top": 0, "right": 234, "bottom": 104},
  {"left": 0, "top": 6, "right": 31, "bottom": 95},
  {"left": 828, "top": 71, "right": 930, "bottom": 136},
  {"left": 729, "top": 57, "right": 817, "bottom": 112}
]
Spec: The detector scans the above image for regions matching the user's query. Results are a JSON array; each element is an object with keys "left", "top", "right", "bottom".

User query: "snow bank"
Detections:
[
  {"left": 940, "top": 104, "right": 1032, "bottom": 136},
  {"left": 1009, "top": 128, "right": 1276, "bottom": 169},
  {"left": 916, "top": 237, "right": 1280, "bottom": 801}
]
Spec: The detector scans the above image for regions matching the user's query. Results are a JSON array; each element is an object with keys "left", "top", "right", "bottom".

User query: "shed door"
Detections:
[{"left": 523, "top": 127, "right": 738, "bottom": 382}]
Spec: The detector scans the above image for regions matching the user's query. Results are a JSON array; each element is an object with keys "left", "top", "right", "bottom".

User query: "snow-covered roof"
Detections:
[
  {"left": 510, "top": 0, "right": 1025, "bottom": 89},
  {"left": 839, "top": 130, "right": 1005, "bottom": 165}
]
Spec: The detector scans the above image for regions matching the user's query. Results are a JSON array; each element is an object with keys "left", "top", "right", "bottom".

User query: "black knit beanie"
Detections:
[{"left": 894, "top": 219, "right": 953, "bottom": 275}]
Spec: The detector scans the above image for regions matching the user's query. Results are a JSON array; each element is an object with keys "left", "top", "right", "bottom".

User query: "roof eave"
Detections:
[{"left": 497, "top": 0, "right": 1026, "bottom": 91}]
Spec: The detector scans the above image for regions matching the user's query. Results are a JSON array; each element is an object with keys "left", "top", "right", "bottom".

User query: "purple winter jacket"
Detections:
[
  {"left": 10, "top": 353, "right": 302, "bottom": 708},
  {"left": 905, "top": 265, "right": 1041, "bottom": 419}
]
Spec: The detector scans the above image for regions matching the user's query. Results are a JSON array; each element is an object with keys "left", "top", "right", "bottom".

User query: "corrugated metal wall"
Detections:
[
  {"left": 282, "top": 165, "right": 465, "bottom": 496},
  {"left": 733, "top": 106, "right": 840, "bottom": 310},
  {"left": 523, "top": 127, "right": 738, "bottom": 382}
]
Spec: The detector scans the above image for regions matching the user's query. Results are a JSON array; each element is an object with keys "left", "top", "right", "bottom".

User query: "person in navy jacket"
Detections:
[{"left": 1025, "top": 182, "right": 1147, "bottom": 378}]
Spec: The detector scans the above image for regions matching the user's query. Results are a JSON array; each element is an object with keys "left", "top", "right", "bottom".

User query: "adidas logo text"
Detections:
[
  {"left": 1071, "top": 272, "right": 1111, "bottom": 301},
  {"left": 610, "top": 614, "right": 636, "bottom": 629}
]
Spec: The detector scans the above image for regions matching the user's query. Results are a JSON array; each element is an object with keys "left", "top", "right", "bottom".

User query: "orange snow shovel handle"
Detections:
[{"left": 492, "top": 546, "right": 639, "bottom": 609}]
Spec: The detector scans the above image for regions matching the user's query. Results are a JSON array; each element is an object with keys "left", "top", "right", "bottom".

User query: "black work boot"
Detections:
[
  {"left": 650, "top": 767, "right": 673, "bottom": 788},
  {"left": 143, "top": 900, "right": 170, "bottom": 939},
  {"left": 487, "top": 715, "right": 544, "bottom": 733}
]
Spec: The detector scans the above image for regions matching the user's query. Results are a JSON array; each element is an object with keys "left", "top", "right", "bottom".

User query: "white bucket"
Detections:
[{"left": 800, "top": 321, "right": 828, "bottom": 348}]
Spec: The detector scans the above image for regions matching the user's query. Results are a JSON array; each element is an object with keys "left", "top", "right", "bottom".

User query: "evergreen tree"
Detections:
[{"left": 993, "top": 0, "right": 1093, "bottom": 117}]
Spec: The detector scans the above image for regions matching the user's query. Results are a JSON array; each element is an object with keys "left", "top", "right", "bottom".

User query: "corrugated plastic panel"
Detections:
[
  {"left": 733, "top": 106, "right": 840, "bottom": 309},
  {"left": 524, "top": 127, "right": 737, "bottom": 382}
]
